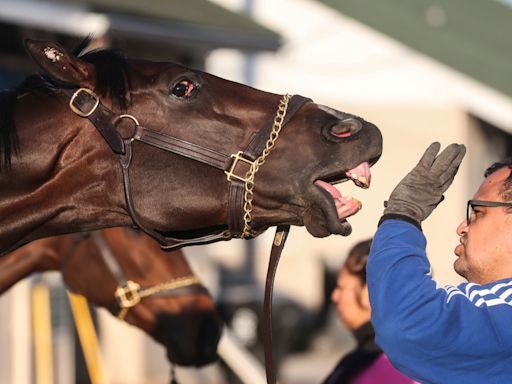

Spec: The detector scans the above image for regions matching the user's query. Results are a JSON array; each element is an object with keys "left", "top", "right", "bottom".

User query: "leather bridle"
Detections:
[
  {"left": 88, "top": 231, "right": 207, "bottom": 320},
  {"left": 64, "top": 86, "right": 312, "bottom": 384},
  {"left": 65, "top": 87, "right": 311, "bottom": 250},
  {"left": 64, "top": 231, "right": 206, "bottom": 320}
]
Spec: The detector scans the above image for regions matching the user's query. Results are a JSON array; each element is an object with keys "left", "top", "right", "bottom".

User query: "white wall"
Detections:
[{"left": 204, "top": 0, "right": 505, "bottom": 306}]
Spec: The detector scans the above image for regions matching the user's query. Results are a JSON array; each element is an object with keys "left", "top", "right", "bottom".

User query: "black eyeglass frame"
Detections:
[{"left": 466, "top": 199, "right": 512, "bottom": 224}]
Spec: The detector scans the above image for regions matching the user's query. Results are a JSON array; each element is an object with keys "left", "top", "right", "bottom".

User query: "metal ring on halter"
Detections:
[{"left": 115, "top": 114, "right": 140, "bottom": 142}]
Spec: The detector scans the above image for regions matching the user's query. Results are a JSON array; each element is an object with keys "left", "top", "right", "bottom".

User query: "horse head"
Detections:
[
  {"left": 60, "top": 228, "right": 222, "bottom": 366},
  {"left": 1, "top": 228, "right": 222, "bottom": 367},
  {"left": 0, "top": 38, "right": 382, "bottom": 253}
]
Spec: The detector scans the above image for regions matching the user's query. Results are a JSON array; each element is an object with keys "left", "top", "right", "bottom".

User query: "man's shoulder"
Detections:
[{"left": 445, "top": 278, "right": 512, "bottom": 308}]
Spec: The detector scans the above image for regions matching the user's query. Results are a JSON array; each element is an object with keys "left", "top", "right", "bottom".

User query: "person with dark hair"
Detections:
[
  {"left": 322, "top": 239, "right": 417, "bottom": 384},
  {"left": 368, "top": 142, "right": 512, "bottom": 383}
]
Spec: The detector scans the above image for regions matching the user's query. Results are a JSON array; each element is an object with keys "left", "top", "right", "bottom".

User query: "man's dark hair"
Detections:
[{"left": 485, "top": 159, "right": 512, "bottom": 201}]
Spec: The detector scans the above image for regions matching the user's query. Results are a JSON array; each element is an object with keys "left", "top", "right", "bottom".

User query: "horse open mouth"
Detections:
[{"left": 306, "top": 162, "right": 371, "bottom": 237}]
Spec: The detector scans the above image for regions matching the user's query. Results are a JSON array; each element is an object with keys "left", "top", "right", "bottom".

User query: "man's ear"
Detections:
[{"left": 24, "top": 39, "right": 94, "bottom": 87}]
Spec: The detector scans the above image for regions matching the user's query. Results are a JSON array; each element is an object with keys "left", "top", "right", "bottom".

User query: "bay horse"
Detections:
[
  {"left": 0, "top": 37, "right": 382, "bottom": 255},
  {"left": 0, "top": 227, "right": 222, "bottom": 367}
]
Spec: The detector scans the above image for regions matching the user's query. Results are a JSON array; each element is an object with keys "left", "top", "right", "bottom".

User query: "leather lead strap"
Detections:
[{"left": 263, "top": 225, "right": 290, "bottom": 384}]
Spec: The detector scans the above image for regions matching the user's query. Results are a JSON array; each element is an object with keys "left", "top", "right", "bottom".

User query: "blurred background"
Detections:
[{"left": 0, "top": 0, "right": 511, "bottom": 383}]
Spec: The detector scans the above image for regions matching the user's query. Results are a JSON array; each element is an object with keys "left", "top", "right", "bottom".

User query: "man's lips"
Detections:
[{"left": 454, "top": 238, "right": 466, "bottom": 257}]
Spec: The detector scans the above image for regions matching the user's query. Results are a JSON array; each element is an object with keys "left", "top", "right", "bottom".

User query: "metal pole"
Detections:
[{"left": 218, "top": 328, "right": 268, "bottom": 384}]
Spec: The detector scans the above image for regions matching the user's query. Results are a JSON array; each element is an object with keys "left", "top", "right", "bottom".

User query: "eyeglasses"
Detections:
[{"left": 466, "top": 199, "right": 512, "bottom": 224}]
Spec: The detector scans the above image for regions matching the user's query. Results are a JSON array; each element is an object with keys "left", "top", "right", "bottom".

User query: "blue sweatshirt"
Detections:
[{"left": 367, "top": 219, "right": 512, "bottom": 384}]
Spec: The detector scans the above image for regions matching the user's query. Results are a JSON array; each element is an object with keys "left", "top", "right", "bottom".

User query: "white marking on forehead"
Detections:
[{"left": 43, "top": 47, "right": 64, "bottom": 63}]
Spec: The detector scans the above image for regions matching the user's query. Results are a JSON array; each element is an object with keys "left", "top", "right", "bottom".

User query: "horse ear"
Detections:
[{"left": 24, "top": 39, "right": 93, "bottom": 85}]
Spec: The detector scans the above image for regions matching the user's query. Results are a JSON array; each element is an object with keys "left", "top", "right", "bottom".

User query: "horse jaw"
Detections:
[
  {"left": 303, "top": 191, "right": 353, "bottom": 237},
  {"left": 303, "top": 162, "right": 372, "bottom": 237}
]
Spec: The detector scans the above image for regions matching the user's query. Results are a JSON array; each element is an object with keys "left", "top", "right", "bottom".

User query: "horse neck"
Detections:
[
  {"left": 0, "top": 94, "right": 130, "bottom": 255},
  {"left": 102, "top": 228, "right": 193, "bottom": 283},
  {"left": 0, "top": 236, "right": 64, "bottom": 294}
]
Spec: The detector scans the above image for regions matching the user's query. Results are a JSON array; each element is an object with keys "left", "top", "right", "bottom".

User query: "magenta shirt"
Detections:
[{"left": 352, "top": 354, "right": 419, "bottom": 384}]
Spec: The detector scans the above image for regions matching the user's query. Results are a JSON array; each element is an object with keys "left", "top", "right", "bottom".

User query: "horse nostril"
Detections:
[{"left": 330, "top": 117, "right": 362, "bottom": 138}]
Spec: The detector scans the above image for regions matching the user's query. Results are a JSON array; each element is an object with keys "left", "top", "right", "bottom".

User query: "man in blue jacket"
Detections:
[{"left": 367, "top": 142, "right": 512, "bottom": 383}]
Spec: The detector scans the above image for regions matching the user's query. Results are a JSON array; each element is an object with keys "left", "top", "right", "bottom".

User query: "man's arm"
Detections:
[
  {"left": 366, "top": 143, "right": 512, "bottom": 383},
  {"left": 368, "top": 219, "right": 512, "bottom": 383}
]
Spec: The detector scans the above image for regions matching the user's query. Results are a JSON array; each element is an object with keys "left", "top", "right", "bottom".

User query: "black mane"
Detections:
[
  {"left": 0, "top": 37, "right": 132, "bottom": 171},
  {"left": 0, "top": 90, "right": 18, "bottom": 171}
]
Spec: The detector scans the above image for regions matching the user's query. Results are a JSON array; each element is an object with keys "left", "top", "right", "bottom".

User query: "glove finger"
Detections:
[
  {"left": 437, "top": 144, "right": 466, "bottom": 184},
  {"left": 433, "top": 144, "right": 466, "bottom": 184},
  {"left": 417, "top": 142, "right": 441, "bottom": 169},
  {"left": 431, "top": 144, "right": 465, "bottom": 178}
]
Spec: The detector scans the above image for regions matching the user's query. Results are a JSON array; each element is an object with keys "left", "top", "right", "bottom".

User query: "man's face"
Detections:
[{"left": 454, "top": 167, "right": 512, "bottom": 284}]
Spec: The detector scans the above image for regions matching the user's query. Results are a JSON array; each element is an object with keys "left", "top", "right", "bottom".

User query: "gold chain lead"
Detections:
[
  {"left": 116, "top": 275, "right": 202, "bottom": 320},
  {"left": 241, "top": 94, "right": 291, "bottom": 238}
]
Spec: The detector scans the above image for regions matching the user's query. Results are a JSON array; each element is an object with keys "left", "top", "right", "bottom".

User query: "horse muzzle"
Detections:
[{"left": 155, "top": 311, "right": 223, "bottom": 367}]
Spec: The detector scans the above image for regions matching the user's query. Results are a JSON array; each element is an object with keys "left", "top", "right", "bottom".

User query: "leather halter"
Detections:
[
  {"left": 64, "top": 87, "right": 311, "bottom": 250},
  {"left": 88, "top": 231, "right": 207, "bottom": 320},
  {"left": 64, "top": 87, "right": 311, "bottom": 384}
]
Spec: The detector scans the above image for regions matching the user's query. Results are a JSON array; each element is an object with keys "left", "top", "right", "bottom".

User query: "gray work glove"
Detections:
[{"left": 383, "top": 142, "right": 466, "bottom": 227}]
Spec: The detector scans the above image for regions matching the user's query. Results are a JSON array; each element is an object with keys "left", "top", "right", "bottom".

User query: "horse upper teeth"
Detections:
[
  {"left": 348, "top": 172, "right": 368, "bottom": 187},
  {"left": 357, "top": 176, "right": 368, "bottom": 185}
]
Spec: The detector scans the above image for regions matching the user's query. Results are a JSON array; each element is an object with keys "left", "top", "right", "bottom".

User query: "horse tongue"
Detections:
[
  {"left": 346, "top": 162, "right": 371, "bottom": 189},
  {"left": 314, "top": 180, "right": 341, "bottom": 199},
  {"left": 314, "top": 180, "right": 361, "bottom": 221}
]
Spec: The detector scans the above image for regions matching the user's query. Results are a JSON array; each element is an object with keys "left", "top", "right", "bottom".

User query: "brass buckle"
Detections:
[
  {"left": 225, "top": 151, "right": 255, "bottom": 183},
  {"left": 115, "top": 280, "right": 141, "bottom": 308},
  {"left": 69, "top": 88, "right": 100, "bottom": 117}
]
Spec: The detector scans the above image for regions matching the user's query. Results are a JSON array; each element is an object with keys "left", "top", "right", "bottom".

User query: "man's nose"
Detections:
[{"left": 456, "top": 218, "right": 468, "bottom": 236}]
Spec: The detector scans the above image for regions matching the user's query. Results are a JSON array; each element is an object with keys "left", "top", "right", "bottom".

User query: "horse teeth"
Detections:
[
  {"left": 345, "top": 196, "right": 362, "bottom": 207},
  {"left": 347, "top": 172, "right": 369, "bottom": 188},
  {"left": 357, "top": 176, "right": 368, "bottom": 186}
]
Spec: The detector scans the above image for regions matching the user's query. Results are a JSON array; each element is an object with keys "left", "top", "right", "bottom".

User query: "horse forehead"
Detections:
[
  {"left": 131, "top": 60, "right": 197, "bottom": 78},
  {"left": 317, "top": 104, "right": 356, "bottom": 119}
]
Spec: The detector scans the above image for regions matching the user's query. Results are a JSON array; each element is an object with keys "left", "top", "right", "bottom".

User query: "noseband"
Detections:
[{"left": 64, "top": 87, "right": 311, "bottom": 384}]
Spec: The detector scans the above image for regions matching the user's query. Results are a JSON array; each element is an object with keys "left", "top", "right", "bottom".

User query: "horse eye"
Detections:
[{"left": 171, "top": 79, "right": 196, "bottom": 98}]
